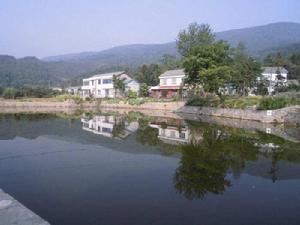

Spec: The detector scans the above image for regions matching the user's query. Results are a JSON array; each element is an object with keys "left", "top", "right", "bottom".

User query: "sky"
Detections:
[{"left": 0, "top": 0, "right": 299, "bottom": 58}]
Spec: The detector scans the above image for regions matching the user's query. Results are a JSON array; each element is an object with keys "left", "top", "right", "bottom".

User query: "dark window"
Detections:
[{"left": 103, "top": 79, "right": 112, "bottom": 84}]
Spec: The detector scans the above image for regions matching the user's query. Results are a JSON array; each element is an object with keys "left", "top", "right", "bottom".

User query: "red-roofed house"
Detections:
[{"left": 150, "top": 69, "right": 187, "bottom": 98}]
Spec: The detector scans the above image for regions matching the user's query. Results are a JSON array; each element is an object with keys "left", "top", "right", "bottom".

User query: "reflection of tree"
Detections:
[
  {"left": 174, "top": 124, "right": 260, "bottom": 200},
  {"left": 136, "top": 118, "right": 160, "bottom": 146},
  {"left": 255, "top": 131, "right": 300, "bottom": 182},
  {"left": 174, "top": 144, "right": 231, "bottom": 200},
  {"left": 112, "top": 117, "right": 126, "bottom": 138}
]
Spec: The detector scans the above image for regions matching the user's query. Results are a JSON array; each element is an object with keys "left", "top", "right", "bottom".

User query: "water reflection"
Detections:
[
  {"left": 79, "top": 113, "right": 300, "bottom": 200},
  {"left": 81, "top": 114, "right": 138, "bottom": 139},
  {"left": 1, "top": 112, "right": 300, "bottom": 202}
]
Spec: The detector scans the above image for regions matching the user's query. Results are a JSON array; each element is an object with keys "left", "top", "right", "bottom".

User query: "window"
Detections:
[
  {"left": 179, "top": 132, "right": 185, "bottom": 139},
  {"left": 97, "top": 90, "right": 101, "bottom": 94},
  {"left": 98, "top": 79, "right": 101, "bottom": 84},
  {"left": 83, "top": 81, "right": 89, "bottom": 86},
  {"left": 103, "top": 79, "right": 112, "bottom": 84},
  {"left": 102, "top": 127, "right": 112, "bottom": 133},
  {"left": 91, "top": 81, "right": 94, "bottom": 85}
]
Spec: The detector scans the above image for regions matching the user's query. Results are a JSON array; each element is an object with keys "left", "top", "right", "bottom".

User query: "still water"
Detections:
[{"left": 0, "top": 111, "right": 300, "bottom": 225}]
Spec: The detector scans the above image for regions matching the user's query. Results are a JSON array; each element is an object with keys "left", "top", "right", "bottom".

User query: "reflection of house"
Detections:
[
  {"left": 149, "top": 118, "right": 190, "bottom": 145},
  {"left": 81, "top": 115, "right": 138, "bottom": 139},
  {"left": 150, "top": 69, "right": 187, "bottom": 98},
  {"left": 81, "top": 71, "right": 140, "bottom": 98}
]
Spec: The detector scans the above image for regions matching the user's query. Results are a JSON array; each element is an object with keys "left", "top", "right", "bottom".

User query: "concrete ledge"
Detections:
[{"left": 0, "top": 189, "right": 50, "bottom": 225}]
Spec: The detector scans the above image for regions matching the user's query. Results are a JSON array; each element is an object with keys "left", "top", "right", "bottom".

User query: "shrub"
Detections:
[
  {"left": 127, "top": 90, "right": 138, "bottom": 99},
  {"left": 127, "top": 98, "right": 145, "bottom": 105},
  {"left": 186, "top": 95, "right": 219, "bottom": 107},
  {"left": 139, "top": 83, "right": 149, "bottom": 97},
  {"left": 2, "top": 88, "right": 17, "bottom": 99},
  {"left": 257, "top": 97, "right": 289, "bottom": 110},
  {"left": 56, "top": 94, "right": 82, "bottom": 104},
  {"left": 220, "top": 96, "right": 261, "bottom": 109}
]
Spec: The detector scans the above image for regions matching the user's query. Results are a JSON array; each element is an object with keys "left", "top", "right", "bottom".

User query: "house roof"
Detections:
[
  {"left": 262, "top": 67, "right": 288, "bottom": 74},
  {"left": 83, "top": 71, "right": 125, "bottom": 81},
  {"left": 91, "top": 71, "right": 125, "bottom": 78},
  {"left": 159, "top": 69, "right": 185, "bottom": 78}
]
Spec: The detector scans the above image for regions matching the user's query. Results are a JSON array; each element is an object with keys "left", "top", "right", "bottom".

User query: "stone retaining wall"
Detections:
[
  {"left": 0, "top": 100, "right": 185, "bottom": 113},
  {"left": 176, "top": 105, "right": 300, "bottom": 123},
  {"left": 99, "top": 101, "right": 185, "bottom": 111}
]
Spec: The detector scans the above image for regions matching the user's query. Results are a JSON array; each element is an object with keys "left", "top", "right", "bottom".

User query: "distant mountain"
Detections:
[
  {"left": 43, "top": 22, "right": 300, "bottom": 64},
  {"left": 216, "top": 22, "right": 300, "bottom": 56},
  {"left": 1, "top": 22, "right": 300, "bottom": 87}
]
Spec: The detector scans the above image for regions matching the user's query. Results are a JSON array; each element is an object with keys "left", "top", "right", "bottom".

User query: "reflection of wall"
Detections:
[{"left": 81, "top": 115, "right": 138, "bottom": 139}]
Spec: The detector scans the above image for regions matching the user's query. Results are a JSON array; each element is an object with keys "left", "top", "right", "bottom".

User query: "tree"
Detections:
[
  {"left": 3, "top": 88, "right": 17, "bottom": 99},
  {"left": 0, "top": 86, "right": 4, "bottom": 96},
  {"left": 134, "top": 64, "right": 162, "bottom": 86},
  {"left": 182, "top": 40, "right": 233, "bottom": 96},
  {"left": 232, "top": 42, "right": 262, "bottom": 96},
  {"left": 112, "top": 75, "right": 125, "bottom": 97},
  {"left": 177, "top": 23, "right": 215, "bottom": 57},
  {"left": 177, "top": 23, "right": 234, "bottom": 96},
  {"left": 160, "top": 54, "right": 182, "bottom": 70},
  {"left": 139, "top": 83, "right": 149, "bottom": 97}
]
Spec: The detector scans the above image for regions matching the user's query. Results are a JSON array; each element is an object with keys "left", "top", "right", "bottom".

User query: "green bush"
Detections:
[
  {"left": 139, "top": 83, "right": 149, "bottom": 97},
  {"left": 2, "top": 88, "right": 18, "bottom": 99},
  {"left": 257, "top": 97, "right": 289, "bottom": 110},
  {"left": 220, "top": 96, "right": 261, "bottom": 109},
  {"left": 56, "top": 94, "right": 82, "bottom": 104},
  {"left": 186, "top": 95, "right": 219, "bottom": 107},
  {"left": 127, "top": 90, "right": 138, "bottom": 99},
  {"left": 127, "top": 98, "right": 145, "bottom": 105}
]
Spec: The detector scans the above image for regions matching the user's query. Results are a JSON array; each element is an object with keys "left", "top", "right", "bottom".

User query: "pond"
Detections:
[{"left": 0, "top": 111, "right": 300, "bottom": 225}]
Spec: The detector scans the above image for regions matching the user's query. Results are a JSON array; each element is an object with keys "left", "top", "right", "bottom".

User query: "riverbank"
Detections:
[
  {"left": 1, "top": 99, "right": 299, "bottom": 125},
  {"left": 0, "top": 188, "right": 50, "bottom": 225},
  {"left": 0, "top": 99, "right": 185, "bottom": 113},
  {"left": 176, "top": 105, "right": 300, "bottom": 124}
]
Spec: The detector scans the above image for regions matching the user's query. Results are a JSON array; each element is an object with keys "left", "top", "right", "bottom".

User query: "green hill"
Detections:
[{"left": 1, "top": 22, "right": 300, "bottom": 87}]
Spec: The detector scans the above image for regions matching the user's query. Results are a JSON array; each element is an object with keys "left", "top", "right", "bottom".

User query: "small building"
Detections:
[
  {"left": 150, "top": 69, "right": 187, "bottom": 98},
  {"left": 66, "top": 86, "right": 81, "bottom": 95},
  {"left": 260, "top": 67, "right": 288, "bottom": 94},
  {"left": 81, "top": 71, "right": 140, "bottom": 98}
]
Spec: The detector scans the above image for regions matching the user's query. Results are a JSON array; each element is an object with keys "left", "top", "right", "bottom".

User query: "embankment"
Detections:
[
  {"left": 176, "top": 105, "right": 300, "bottom": 124},
  {"left": 0, "top": 100, "right": 185, "bottom": 114}
]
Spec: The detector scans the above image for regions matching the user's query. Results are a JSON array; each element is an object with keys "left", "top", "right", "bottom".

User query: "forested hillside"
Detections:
[{"left": 1, "top": 22, "right": 300, "bottom": 87}]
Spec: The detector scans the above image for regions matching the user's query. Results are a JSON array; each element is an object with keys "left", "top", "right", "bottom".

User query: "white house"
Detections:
[
  {"left": 260, "top": 67, "right": 288, "bottom": 94},
  {"left": 66, "top": 86, "right": 81, "bottom": 95},
  {"left": 82, "top": 71, "right": 140, "bottom": 98},
  {"left": 150, "top": 69, "right": 187, "bottom": 98}
]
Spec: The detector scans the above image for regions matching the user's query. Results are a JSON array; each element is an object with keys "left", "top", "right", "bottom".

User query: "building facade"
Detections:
[
  {"left": 81, "top": 71, "right": 140, "bottom": 98},
  {"left": 150, "top": 69, "right": 187, "bottom": 98},
  {"left": 260, "top": 67, "right": 288, "bottom": 94}
]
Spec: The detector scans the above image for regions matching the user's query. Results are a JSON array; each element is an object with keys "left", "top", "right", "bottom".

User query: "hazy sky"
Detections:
[{"left": 0, "top": 0, "right": 299, "bottom": 58}]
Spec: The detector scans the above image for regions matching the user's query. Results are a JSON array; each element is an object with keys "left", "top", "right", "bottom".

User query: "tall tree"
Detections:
[
  {"left": 134, "top": 64, "right": 162, "bottom": 86},
  {"left": 112, "top": 75, "right": 125, "bottom": 97},
  {"left": 177, "top": 23, "right": 215, "bottom": 57},
  {"left": 232, "top": 42, "right": 262, "bottom": 96}
]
